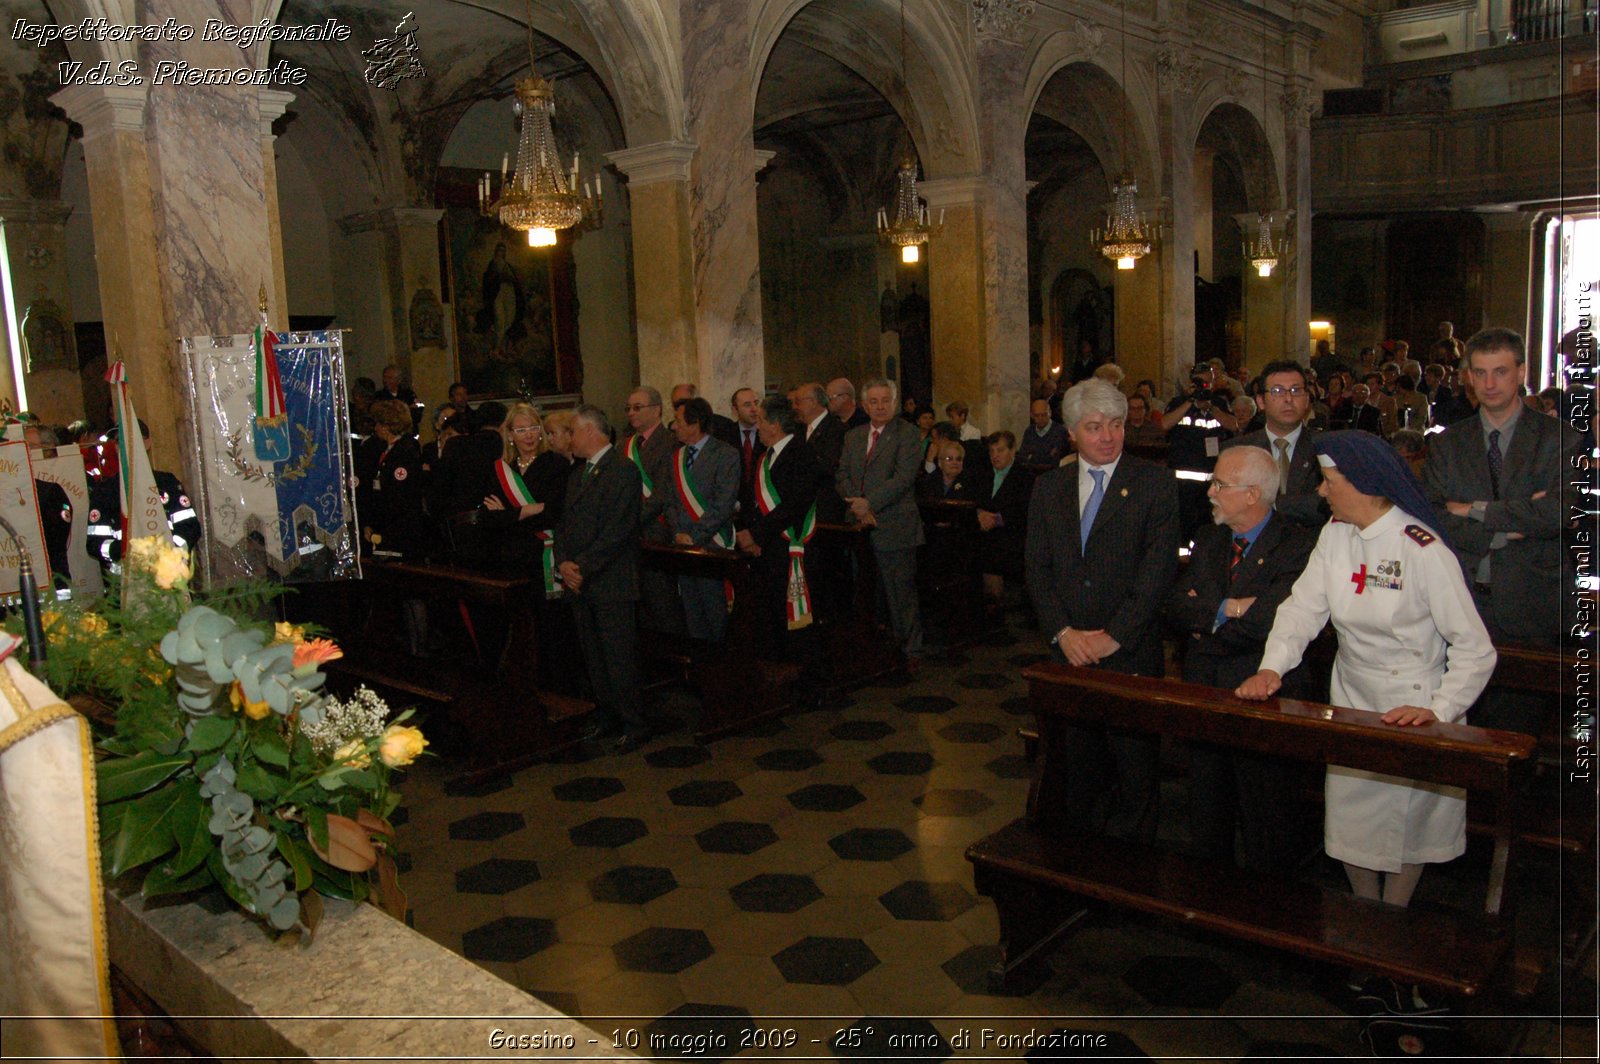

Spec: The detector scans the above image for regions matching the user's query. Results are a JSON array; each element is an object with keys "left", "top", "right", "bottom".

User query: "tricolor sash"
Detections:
[
  {"left": 671, "top": 447, "right": 734, "bottom": 549},
  {"left": 756, "top": 449, "right": 818, "bottom": 630},
  {"left": 495, "top": 459, "right": 561, "bottom": 598},
  {"left": 252, "top": 320, "right": 291, "bottom": 462},
  {"left": 622, "top": 434, "right": 653, "bottom": 498}
]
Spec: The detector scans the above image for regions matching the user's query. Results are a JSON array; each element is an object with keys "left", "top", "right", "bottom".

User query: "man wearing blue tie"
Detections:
[{"left": 1025, "top": 378, "right": 1181, "bottom": 841}]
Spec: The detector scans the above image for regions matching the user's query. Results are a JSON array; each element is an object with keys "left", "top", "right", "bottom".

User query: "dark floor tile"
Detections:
[
  {"left": 695, "top": 820, "right": 779, "bottom": 855},
  {"left": 912, "top": 789, "right": 993, "bottom": 817},
  {"left": 392, "top": 851, "right": 413, "bottom": 874},
  {"left": 742, "top": 716, "right": 788, "bottom": 735},
  {"left": 460, "top": 915, "right": 556, "bottom": 963},
  {"left": 941, "top": 943, "right": 1048, "bottom": 997},
  {"left": 525, "top": 988, "right": 582, "bottom": 1017},
  {"left": 956, "top": 672, "right": 1010, "bottom": 690},
  {"left": 1007, "top": 652, "right": 1050, "bottom": 669},
  {"left": 646, "top": 745, "right": 712, "bottom": 768},
  {"left": 997, "top": 696, "right": 1033, "bottom": 716},
  {"left": 444, "top": 773, "right": 513, "bottom": 798},
  {"left": 448, "top": 810, "right": 526, "bottom": 841},
  {"left": 867, "top": 751, "right": 936, "bottom": 776},
  {"left": 668, "top": 779, "right": 743, "bottom": 807},
  {"left": 829, "top": 719, "right": 895, "bottom": 742},
  {"left": 544, "top": 743, "right": 600, "bottom": 765},
  {"left": 771, "top": 935, "right": 878, "bottom": 985},
  {"left": 832, "top": 1017, "right": 949, "bottom": 1061},
  {"left": 755, "top": 748, "right": 823, "bottom": 771},
  {"left": 828, "top": 827, "right": 914, "bottom": 861},
  {"left": 786, "top": 783, "right": 866, "bottom": 812},
  {"left": 730, "top": 873, "right": 822, "bottom": 914},
  {"left": 937, "top": 722, "right": 1005, "bottom": 744},
  {"left": 614, "top": 926, "right": 714, "bottom": 973},
  {"left": 388, "top": 805, "right": 411, "bottom": 828},
  {"left": 1122, "top": 955, "right": 1240, "bottom": 1009},
  {"left": 895, "top": 695, "right": 956, "bottom": 714},
  {"left": 985, "top": 753, "right": 1032, "bottom": 780},
  {"left": 1023, "top": 1029, "right": 1147, "bottom": 1059},
  {"left": 869, "top": 672, "right": 915, "bottom": 689},
  {"left": 646, "top": 1003, "right": 753, "bottom": 1063},
  {"left": 552, "top": 775, "right": 625, "bottom": 802},
  {"left": 877, "top": 880, "right": 976, "bottom": 921},
  {"left": 589, "top": 865, "right": 679, "bottom": 905},
  {"left": 568, "top": 816, "right": 649, "bottom": 848},
  {"left": 455, "top": 857, "right": 541, "bottom": 895}
]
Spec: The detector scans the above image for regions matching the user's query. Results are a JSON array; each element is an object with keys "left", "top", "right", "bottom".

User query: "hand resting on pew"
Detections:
[
  {"left": 1057, "top": 627, "right": 1120, "bottom": 667},
  {"left": 1239, "top": 669, "right": 1441, "bottom": 727}
]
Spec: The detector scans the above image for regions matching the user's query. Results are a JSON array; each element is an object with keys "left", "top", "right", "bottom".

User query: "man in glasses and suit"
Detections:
[{"left": 1224, "top": 359, "right": 1328, "bottom": 528}]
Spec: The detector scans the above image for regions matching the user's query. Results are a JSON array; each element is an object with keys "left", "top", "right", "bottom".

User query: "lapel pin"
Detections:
[{"left": 1119, "top": 488, "right": 1128, "bottom": 497}]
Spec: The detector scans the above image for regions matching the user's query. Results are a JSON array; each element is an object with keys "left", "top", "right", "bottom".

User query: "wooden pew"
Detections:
[
  {"left": 810, "top": 521, "right": 904, "bottom": 690},
  {"left": 968, "top": 663, "right": 1536, "bottom": 997},
  {"left": 638, "top": 540, "right": 799, "bottom": 742},
  {"left": 917, "top": 498, "right": 986, "bottom": 649},
  {"left": 330, "top": 559, "right": 592, "bottom": 783}
]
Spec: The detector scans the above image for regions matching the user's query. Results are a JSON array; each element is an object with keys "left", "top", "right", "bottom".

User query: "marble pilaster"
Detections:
[
  {"left": 681, "top": 0, "right": 766, "bottom": 402},
  {"left": 1478, "top": 210, "right": 1539, "bottom": 341},
  {"left": 1280, "top": 27, "right": 1318, "bottom": 365},
  {"left": 0, "top": 199, "right": 78, "bottom": 425},
  {"left": 334, "top": 207, "right": 444, "bottom": 399},
  {"left": 257, "top": 90, "right": 295, "bottom": 329},
  {"left": 918, "top": 178, "right": 985, "bottom": 412},
  {"left": 608, "top": 142, "right": 698, "bottom": 395}
]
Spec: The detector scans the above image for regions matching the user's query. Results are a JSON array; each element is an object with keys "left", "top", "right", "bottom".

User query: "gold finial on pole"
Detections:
[{"left": 258, "top": 282, "right": 268, "bottom": 315}]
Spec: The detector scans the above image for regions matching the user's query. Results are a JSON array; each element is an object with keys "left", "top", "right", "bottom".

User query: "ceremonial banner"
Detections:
[
  {"left": 0, "top": 440, "right": 51, "bottom": 595},
  {"left": 30, "top": 446, "right": 103, "bottom": 600},
  {"left": 181, "top": 330, "right": 359, "bottom": 585}
]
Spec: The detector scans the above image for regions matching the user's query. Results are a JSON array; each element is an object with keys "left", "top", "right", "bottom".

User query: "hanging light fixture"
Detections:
[
  {"left": 1090, "top": 0, "right": 1153, "bottom": 270},
  {"left": 876, "top": 0, "right": 941, "bottom": 263},
  {"left": 478, "top": 2, "right": 601, "bottom": 247},
  {"left": 1244, "top": 8, "right": 1287, "bottom": 278}
]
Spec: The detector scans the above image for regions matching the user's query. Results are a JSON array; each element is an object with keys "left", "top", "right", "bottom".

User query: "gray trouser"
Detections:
[{"left": 875, "top": 546, "right": 923, "bottom": 658}]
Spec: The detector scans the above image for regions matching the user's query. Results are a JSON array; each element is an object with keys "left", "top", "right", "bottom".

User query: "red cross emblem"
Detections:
[{"left": 1351, "top": 564, "right": 1367, "bottom": 594}]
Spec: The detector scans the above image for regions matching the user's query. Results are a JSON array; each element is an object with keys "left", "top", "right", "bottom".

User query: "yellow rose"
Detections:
[
  {"left": 80, "top": 613, "right": 109, "bottom": 636},
  {"left": 230, "top": 680, "right": 270, "bottom": 720},
  {"left": 333, "top": 739, "right": 371, "bottom": 769},
  {"left": 40, "top": 610, "right": 62, "bottom": 631},
  {"left": 377, "top": 724, "right": 427, "bottom": 768},
  {"left": 152, "top": 546, "right": 192, "bottom": 589},
  {"left": 273, "top": 621, "right": 306, "bottom": 646}
]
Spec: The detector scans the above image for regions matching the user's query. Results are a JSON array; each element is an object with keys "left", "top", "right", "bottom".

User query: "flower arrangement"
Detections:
[{"left": 7, "top": 537, "right": 423, "bottom": 935}]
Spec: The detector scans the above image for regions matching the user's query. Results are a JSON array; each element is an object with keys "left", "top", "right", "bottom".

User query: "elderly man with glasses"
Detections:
[{"left": 1224, "top": 359, "right": 1329, "bottom": 527}]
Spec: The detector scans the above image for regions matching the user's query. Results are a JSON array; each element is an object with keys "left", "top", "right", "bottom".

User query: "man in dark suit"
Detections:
[
  {"left": 731, "top": 387, "right": 768, "bottom": 524},
  {"left": 1345, "top": 382, "right": 1384, "bottom": 435},
  {"left": 838, "top": 378, "right": 927, "bottom": 666},
  {"left": 1026, "top": 378, "right": 1180, "bottom": 841},
  {"left": 1166, "top": 445, "right": 1317, "bottom": 871},
  {"left": 1424, "top": 327, "right": 1586, "bottom": 730},
  {"left": 976, "top": 431, "right": 1033, "bottom": 610},
  {"left": 827, "top": 377, "right": 871, "bottom": 430},
  {"left": 737, "top": 395, "right": 826, "bottom": 655},
  {"left": 1016, "top": 399, "right": 1070, "bottom": 468},
  {"left": 792, "top": 381, "right": 849, "bottom": 622},
  {"left": 624, "top": 386, "right": 681, "bottom": 633},
  {"left": 557, "top": 405, "right": 648, "bottom": 751},
  {"left": 664, "top": 397, "right": 741, "bottom": 642},
  {"left": 1223, "top": 359, "right": 1328, "bottom": 528},
  {"left": 670, "top": 382, "right": 738, "bottom": 448}
]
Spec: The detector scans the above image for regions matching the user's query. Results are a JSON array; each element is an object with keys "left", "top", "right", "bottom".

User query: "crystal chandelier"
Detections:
[
  {"left": 1090, "top": 0, "right": 1152, "bottom": 270},
  {"left": 878, "top": 159, "right": 943, "bottom": 264},
  {"left": 477, "top": 4, "right": 600, "bottom": 247},
  {"left": 1245, "top": 211, "right": 1287, "bottom": 277}
]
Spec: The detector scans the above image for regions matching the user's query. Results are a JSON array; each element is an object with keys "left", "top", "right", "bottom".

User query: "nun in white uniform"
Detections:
[{"left": 1236, "top": 430, "right": 1495, "bottom": 909}]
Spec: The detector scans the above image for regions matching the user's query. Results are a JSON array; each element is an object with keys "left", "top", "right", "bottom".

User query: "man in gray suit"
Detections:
[
  {"left": 837, "top": 378, "right": 927, "bottom": 667},
  {"left": 557, "top": 405, "right": 648, "bottom": 751},
  {"left": 664, "top": 397, "right": 740, "bottom": 642},
  {"left": 1223, "top": 359, "right": 1328, "bottom": 528},
  {"left": 1425, "top": 327, "right": 1584, "bottom": 647}
]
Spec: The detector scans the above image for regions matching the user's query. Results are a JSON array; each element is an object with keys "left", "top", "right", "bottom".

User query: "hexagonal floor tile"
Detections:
[
  {"left": 645, "top": 1003, "right": 753, "bottom": 1063},
  {"left": 553, "top": 776, "right": 625, "bottom": 802},
  {"left": 645, "top": 745, "right": 712, "bottom": 769},
  {"left": 937, "top": 722, "right": 1005, "bottom": 744},
  {"left": 868, "top": 751, "right": 936, "bottom": 776},
  {"left": 895, "top": 695, "right": 957, "bottom": 714},
  {"left": 729, "top": 873, "right": 823, "bottom": 914},
  {"left": 786, "top": 784, "right": 865, "bottom": 812},
  {"left": 831, "top": 1018, "right": 949, "bottom": 1060},
  {"left": 455, "top": 857, "right": 541, "bottom": 895},
  {"left": 459, "top": 915, "right": 556, "bottom": 963},
  {"left": 940, "top": 943, "right": 1049, "bottom": 997},
  {"left": 828, "top": 827, "right": 914, "bottom": 861},
  {"left": 569, "top": 816, "right": 649, "bottom": 848},
  {"left": 985, "top": 753, "right": 1032, "bottom": 780},
  {"left": 829, "top": 719, "right": 895, "bottom": 742},
  {"left": 696, "top": 821, "right": 779, "bottom": 855},
  {"left": 771, "top": 935, "right": 879, "bottom": 985},
  {"left": 613, "top": 926, "right": 714, "bottom": 973},
  {"left": 447, "top": 810, "right": 526, "bottom": 841},
  {"left": 956, "top": 672, "right": 1010, "bottom": 690},
  {"left": 878, "top": 880, "right": 976, "bottom": 921},
  {"left": 912, "top": 789, "right": 994, "bottom": 817},
  {"left": 668, "top": 780, "right": 743, "bottom": 807},
  {"left": 755, "top": 748, "right": 823, "bottom": 771},
  {"left": 589, "top": 865, "right": 679, "bottom": 905},
  {"left": 444, "top": 773, "right": 512, "bottom": 798},
  {"left": 1122, "top": 955, "right": 1240, "bottom": 1009},
  {"left": 997, "top": 696, "right": 1033, "bottom": 716},
  {"left": 1024, "top": 1030, "right": 1147, "bottom": 1058},
  {"left": 388, "top": 805, "right": 411, "bottom": 828}
]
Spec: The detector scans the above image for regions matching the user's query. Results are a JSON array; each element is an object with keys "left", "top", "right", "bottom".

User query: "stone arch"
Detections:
[
  {"left": 1049, "top": 267, "right": 1112, "bottom": 378},
  {"left": 1024, "top": 37, "right": 1157, "bottom": 191},
  {"left": 749, "top": 0, "right": 980, "bottom": 178},
  {"left": 1193, "top": 100, "right": 1280, "bottom": 214}
]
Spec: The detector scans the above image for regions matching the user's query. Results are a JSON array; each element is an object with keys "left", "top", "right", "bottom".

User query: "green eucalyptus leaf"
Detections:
[
  {"left": 104, "top": 783, "right": 186, "bottom": 878},
  {"left": 230, "top": 850, "right": 268, "bottom": 881},
  {"left": 206, "top": 849, "right": 256, "bottom": 912},
  {"left": 185, "top": 716, "right": 234, "bottom": 753},
  {"left": 277, "top": 832, "right": 313, "bottom": 893},
  {"left": 97, "top": 751, "right": 189, "bottom": 803},
  {"left": 239, "top": 825, "right": 274, "bottom": 854},
  {"left": 267, "top": 894, "right": 300, "bottom": 930}
]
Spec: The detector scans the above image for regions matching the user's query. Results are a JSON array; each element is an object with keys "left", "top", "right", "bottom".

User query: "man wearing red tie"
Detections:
[{"left": 732, "top": 386, "right": 766, "bottom": 524}]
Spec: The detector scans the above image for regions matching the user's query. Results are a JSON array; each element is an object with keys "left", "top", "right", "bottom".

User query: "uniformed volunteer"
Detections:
[
  {"left": 1236, "top": 430, "right": 1495, "bottom": 917},
  {"left": 84, "top": 419, "right": 202, "bottom": 575}
]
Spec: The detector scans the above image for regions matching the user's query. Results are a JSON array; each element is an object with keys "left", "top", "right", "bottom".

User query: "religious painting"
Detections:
[{"left": 439, "top": 184, "right": 580, "bottom": 399}]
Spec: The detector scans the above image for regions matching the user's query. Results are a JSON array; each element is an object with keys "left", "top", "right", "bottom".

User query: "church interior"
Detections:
[{"left": 0, "top": 0, "right": 1596, "bottom": 1059}]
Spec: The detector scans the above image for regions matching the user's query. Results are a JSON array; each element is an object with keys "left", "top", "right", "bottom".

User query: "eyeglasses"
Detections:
[
  {"left": 940, "top": 455, "right": 963, "bottom": 463},
  {"left": 829, "top": 392, "right": 849, "bottom": 400},
  {"left": 1266, "top": 386, "right": 1308, "bottom": 398},
  {"left": 511, "top": 425, "right": 542, "bottom": 435},
  {"left": 624, "top": 403, "right": 659, "bottom": 412},
  {"left": 1208, "top": 479, "right": 1254, "bottom": 492}
]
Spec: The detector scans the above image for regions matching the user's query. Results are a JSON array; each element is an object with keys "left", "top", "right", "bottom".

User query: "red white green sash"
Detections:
[
  {"left": 496, "top": 459, "right": 561, "bottom": 597},
  {"left": 671, "top": 447, "right": 734, "bottom": 549},
  {"left": 252, "top": 319, "right": 291, "bottom": 463},
  {"left": 622, "top": 433, "right": 653, "bottom": 498},
  {"left": 756, "top": 446, "right": 818, "bottom": 630}
]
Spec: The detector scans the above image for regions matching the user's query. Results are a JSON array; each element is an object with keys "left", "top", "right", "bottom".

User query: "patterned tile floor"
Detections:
[{"left": 394, "top": 624, "right": 1594, "bottom": 1061}]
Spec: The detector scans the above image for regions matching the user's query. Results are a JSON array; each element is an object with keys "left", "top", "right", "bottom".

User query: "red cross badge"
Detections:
[{"left": 1350, "top": 564, "right": 1367, "bottom": 594}]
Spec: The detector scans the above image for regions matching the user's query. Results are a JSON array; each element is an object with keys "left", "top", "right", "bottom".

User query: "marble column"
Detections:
[
  {"left": 0, "top": 199, "right": 79, "bottom": 425},
  {"left": 919, "top": 178, "right": 985, "bottom": 412},
  {"left": 1193, "top": 148, "right": 1216, "bottom": 281},
  {"left": 1478, "top": 210, "right": 1540, "bottom": 341},
  {"left": 1159, "top": 90, "right": 1197, "bottom": 387},
  {"left": 607, "top": 142, "right": 697, "bottom": 393},
  {"left": 1280, "top": 30, "right": 1318, "bottom": 366},
  {"left": 334, "top": 207, "right": 444, "bottom": 401},
  {"left": 258, "top": 90, "right": 295, "bottom": 330},
  {"left": 680, "top": 0, "right": 766, "bottom": 402}
]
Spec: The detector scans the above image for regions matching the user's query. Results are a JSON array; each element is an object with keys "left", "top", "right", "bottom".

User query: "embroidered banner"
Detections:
[{"left": 0, "top": 442, "right": 50, "bottom": 596}]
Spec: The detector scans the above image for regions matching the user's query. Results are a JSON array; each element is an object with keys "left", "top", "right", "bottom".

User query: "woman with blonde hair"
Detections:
[{"left": 481, "top": 401, "right": 568, "bottom": 578}]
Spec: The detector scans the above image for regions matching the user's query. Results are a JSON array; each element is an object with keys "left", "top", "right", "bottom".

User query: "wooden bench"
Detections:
[
  {"left": 810, "top": 522, "right": 904, "bottom": 690},
  {"left": 968, "top": 663, "right": 1536, "bottom": 997},
  {"left": 917, "top": 498, "right": 987, "bottom": 649},
  {"left": 638, "top": 541, "right": 799, "bottom": 742},
  {"left": 330, "top": 559, "right": 592, "bottom": 783}
]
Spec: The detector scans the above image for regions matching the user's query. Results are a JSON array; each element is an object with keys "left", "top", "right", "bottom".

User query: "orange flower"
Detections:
[{"left": 292, "top": 638, "right": 343, "bottom": 674}]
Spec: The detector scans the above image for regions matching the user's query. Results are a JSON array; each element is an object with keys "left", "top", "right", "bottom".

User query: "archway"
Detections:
[{"left": 1193, "top": 101, "right": 1279, "bottom": 373}]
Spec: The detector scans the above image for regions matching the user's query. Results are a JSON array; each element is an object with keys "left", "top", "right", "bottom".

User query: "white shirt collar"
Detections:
[
  {"left": 807, "top": 411, "right": 828, "bottom": 438},
  {"left": 767, "top": 434, "right": 793, "bottom": 459},
  {"left": 588, "top": 443, "right": 613, "bottom": 465},
  {"left": 1266, "top": 423, "right": 1304, "bottom": 450}
]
